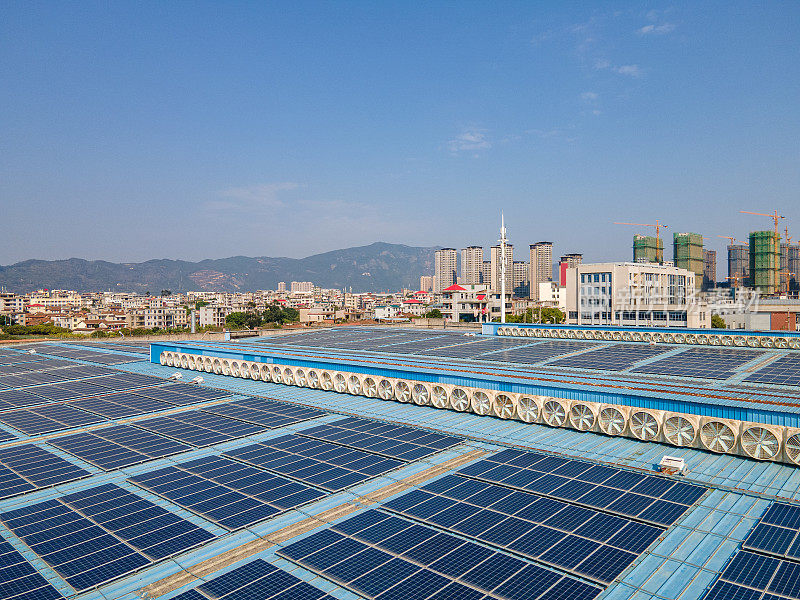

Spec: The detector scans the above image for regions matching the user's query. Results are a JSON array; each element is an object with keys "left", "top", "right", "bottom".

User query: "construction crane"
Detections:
[
  {"left": 614, "top": 220, "right": 668, "bottom": 262},
  {"left": 717, "top": 235, "right": 744, "bottom": 246},
  {"left": 740, "top": 209, "right": 784, "bottom": 255}
]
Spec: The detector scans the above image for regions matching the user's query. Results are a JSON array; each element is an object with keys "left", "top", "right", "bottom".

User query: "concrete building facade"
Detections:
[
  {"left": 459, "top": 246, "right": 483, "bottom": 285},
  {"left": 434, "top": 248, "right": 458, "bottom": 293},
  {"left": 529, "top": 242, "right": 553, "bottom": 300}
]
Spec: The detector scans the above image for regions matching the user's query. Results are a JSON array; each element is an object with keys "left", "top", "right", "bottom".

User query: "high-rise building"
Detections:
[
  {"left": 749, "top": 231, "right": 779, "bottom": 294},
  {"left": 277, "top": 282, "right": 286, "bottom": 292},
  {"left": 673, "top": 232, "right": 704, "bottom": 290},
  {"left": 633, "top": 234, "right": 664, "bottom": 263},
  {"left": 529, "top": 242, "right": 553, "bottom": 300},
  {"left": 480, "top": 261, "right": 491, "bottom": 286},
  {"left": 513, "top": 261, "right": 529, "bottom": 297},
  {"left": 788, "top": 245, "right": 800, "bottom": 292},
  {"left": 490, "top": 244, "right": 513, "bottom": 293},
  {"left": 727, "top": 244, "right": 750, "bottom": 287},
  {"left": 460, "top": 246, "right": 483, "bottom": 285},
  {"left": 434, "top": 248, "right": 457, "bottom": 293},
  {"left": 290, "top": 281, "right": 314, "bottom": 293},
  {"left": 419, "top": 275, "right": 434, "bottom": 292},
  {"left": 559, "top": 253, "right": 583, "bottom": 286},
  {"left": 703, "top": 249, "right": 717, "bottom": 289}
]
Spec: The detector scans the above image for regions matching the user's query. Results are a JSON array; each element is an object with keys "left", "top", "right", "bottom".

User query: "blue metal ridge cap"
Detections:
[{"left": 483, "top": 322, "right": 800, "bottom": 338}]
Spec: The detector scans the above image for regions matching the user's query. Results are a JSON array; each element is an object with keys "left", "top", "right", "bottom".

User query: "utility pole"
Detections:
[{"left": 499, "top": 212, "right": 508, "bottom": 324}]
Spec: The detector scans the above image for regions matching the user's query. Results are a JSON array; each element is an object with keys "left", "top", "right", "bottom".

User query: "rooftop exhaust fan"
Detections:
[
  {"left": 569, "top": 403, "right": 595, "bottom": 431},
  {"left": 363, "top": 377, "right": 377, "bottom": 397},
  {"left": 412, "top": 383, "right": 430, "bottom": 405},
  {"left": 516, "top": 396, "right": 540, "bottom": 423},
  {"left": 306, "top": 370, "right": 319, "bottom": 388},
  {"left": 471, "top": 391, "right": 491, "bottom": 415},
  {"left": 348, "top": 375, "right": 362, "bottom": 395},
  {"left": 378, "top": 379, "right": 394, "bottom": 400},
  {"left": 394, "top": 380, "right": 411, "bottom": 403},
  {"left": 542, "top": 399, "right": 567, "bottom": 427},
  {"left": 431, "top": 386, "right": 448, "bottom": 408},
  {"left": 740, "top": 425, "right": 781, "bottom": 460},
  {"left": 294, "top": 369, "right": 306, "bottom": 387},
  {"left": 785, "top": 431, "right": 800, "bottom": 464},
  {"left": 599, "top": 406, "right": 626, "bottom": 435},
  {"left": 449, "top": 388, "right": 469, "bottom": 411},
  {"left": 663, "top": 415, "right": 697, "bottom": 447},
  {"left": 630, "top": 411, "right": 660, "bottom": 441},
  {"left": 494, "top": 394, "right": 515, "bottom": 419},
  {"left": 700, "top": 420, "right": 737, "bottom": 453}
]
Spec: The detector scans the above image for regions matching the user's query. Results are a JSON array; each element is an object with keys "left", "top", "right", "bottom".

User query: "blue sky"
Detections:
[{"left": 2, "top": 2, "right": 799, "bottom": 265}]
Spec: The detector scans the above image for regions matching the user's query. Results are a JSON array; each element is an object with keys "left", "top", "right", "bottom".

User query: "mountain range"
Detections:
[{"left": 0, "top": 242, "right": 438, "bottom": 294}]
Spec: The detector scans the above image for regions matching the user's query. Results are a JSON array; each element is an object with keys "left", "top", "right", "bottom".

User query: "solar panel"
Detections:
[
  {"left": 134, "top": 383, "right": 231, "bottom": 405},
  {"left": 741, "top": 501, "right": 800, "bottom": 561},
  {"left": 129, "top": 455, "right": 326, "bottom": 530},
  {"left": 299, "top": 416, "right": 462, "bottom": 461},
  {"left": 745, "top": 354, "right": 800, "bottom": 386},
  {"left": 49, "top": 425, "right": 192, "bottom": 470},
  {"left": 0, "top": 483, "right": 214, "bottom": 591},
  {"left": 383, "top": 475, "right": 660, "bottom": 585},
  {"left": 0, "top": 389, "right": 51, "bottom": 409},
  {"left": 458, "top": 448, "right": 706, "bottom": 526},
  {"left": 68, "top": 391, "right": 173, "bottom": 418},
  {"left": 474, "top": 341, "right": 598, "bottom": 364},
  {"left": 170, "top": 558, "right": 335, "bottom": 600},
  {"left": 0, "top": 404, "right": 103, "bottom": 435},
  {"left": 703, "top": 550, "right": 800, "bottom": 600},
  {"left": 28, "top": 345, "right": 143, "bottom": 365},
  {"left": 278, "top": 508, "right": 603, "bottom": 600},
  {"left": 202, "top": 396, "right": 325, "bottom": 428},
  {"left": 19, "top": 380, "right": 112, "bottom": 401},
  {"left": 549, "top": 343, "right": 673, "bottom": 371},
  {"left": 0, "top": 537, "right": 64, "bottom": 600},
  {"left": 631, "top": 347, "right": 765, "bottom": 380},
  {"left": 134, "top": 410, "right": 267, "bottom": 447},
  {"left": 225, "top": 434, "right": 404, "bottom": 492},
  {"left": 0, "top": 443, "right": 90, "bottom": 493}
]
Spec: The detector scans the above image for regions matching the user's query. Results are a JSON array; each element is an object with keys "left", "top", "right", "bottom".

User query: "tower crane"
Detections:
[
  {"left": 614, "top": 220, "right": 668, "bottom": 262},
  {"left": 740, "top": 210, "right": 784, "bottom": 294}
]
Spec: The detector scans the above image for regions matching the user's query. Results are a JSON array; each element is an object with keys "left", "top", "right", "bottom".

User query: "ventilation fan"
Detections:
[
  {"left": 159, "top": 353, "right": 167, "bottom": 366},
  {"left": 333, "top": 373, "right": 347, "bottom": 393},
  {"left": 708, "top": 335, "right": 721, "bottom": 346},
  {"left": 700, "top": 421, "right": 736, "bottom": 453},
  {"left": 740, "top": 426, "right": 780, "bottom": 460},
  {"left": 320, "top": 371, "right": 334, "bottom": 391},
  {"left": 785, "top": 433, "right": 800, "bottom": 464},
  {"left": 363, "top": 377, "right": 377, "bottom": 397},
  {"left": 180, "top": 354, "right": 189, "bottom": 369},
  {"left": 294, "top": 369, "right": 306, "bottom": 387},
  {"left": 431, "top": 386, "right": 448, "bottom": 408},
  {"left": 271, "top": 366, "right": 282, "bottom": 383},
  {"left": 394, "top": 381, "right": 411, "bottom": 403},
  {"left": 348, "top": 375, "right": 362, "bottom": 395},
  {"left": 230, "top": 361, "right": 242, "bottom": 377},
  {"left": 282, "top": 367, "right": 294, "bottom": 383},
  {"left": 450, "top": 388, "right": 469, "bottom": 411},
  {"left": 621, "top": 331, "right": 632, "bottom": 342},
  {"left": 543, "top": 400, "right": 567, "bottom": 426},
  {"left": 221, "top": 360, "right": 231, "bottom": 376},
  {"left": 412, "top": 383, "right": 430, "bottom": 405},
  {"left": 204, "top": 357, "right": 214, "bottom": 373},
  {"left": 471, "top": 391, "right": 491, "bottom": 415},
  {"left": 378, "top": 379, "right": 394, "bottom": 400},
  {"left": 685, "top": 334, "right": 696, "bottom": 344},
  {"left": 774, "top": 338, "right": 789, "bottom": 349},
  {"left": 651, "top": 333, "right": 663, "bottom": 343},
  {"left": 760, "top": 337, "right": 774, "bottom": 348},
  {"left": 569, "top": 404, "right": 595, "bottom": 431},
  {"left": 630, "top": 411, "right": 660, "bottom": 441},
  {"left": 259, "top": 364, "right": 271, "bottom": 382},
  {"left": 789, "top": 338, "right": 800, "bottom": 350},
  {"left": 187, "top": 355, "right": 197, "bottom": 370},
  {"left": 249, "top": 363, "right": 260, "bottom": 379},
  {"left": 213, "top": 359, "right": 222, "bottom": 374},
  {"left": 747, "top": 337, "right": 760, "bottom": 347},
  {"left": 599, "top": 407, "right": 626, "bottom": 435},
  {"left": 526, "top": 329, "right": 537, "bottom": 337},
  {"left": 631, "top": 332, "right": 642, "bottom": 342},
  {"left": 663, "top": 415, "right": 696, "bottom": 446},
  {"left": 517, "top": 396, "right": 539, "bottom": 423},
  {"left": 494, "top": 394, "right": 515, "bottom": 419},
  {"left": 611, "top": 331, "right": 622, "bottom": 341},
  {"left": 306, "top": 370, "right": 319, "bottom": 388}
]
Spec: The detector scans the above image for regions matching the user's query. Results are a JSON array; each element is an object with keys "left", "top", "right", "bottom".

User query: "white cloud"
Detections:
[
  {"left": 581, "top": 91, "right": 599, "bottom": 102},
  {"left": 206, "top": 182, "right": 303, "bottom": 213},
  {"left": 615, "top": 64, "right": 643, "bottom": 77},
  {"left": 447, "top": 128, "right": 491, "bottom": 154},
  {"left": 637, "top": 23, "right": 675, "bottom": 35}
]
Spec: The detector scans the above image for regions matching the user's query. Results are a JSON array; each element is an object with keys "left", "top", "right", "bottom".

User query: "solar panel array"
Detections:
[
  {"left": 171, "top": 558, "right": 335, "bottom": 600},
  {"left": 745, "top": 354, "right": 800, "bottom": 386},
  {"left": 67, "top": 391, "right": 174, "bottom": 418},
  {"left": 129, "top": 455, "right": 326, "bottom": 530},
  {"left": 27, "top": 344, "right": 143, "bottom": 365},
  {"left": 0, "top": 444, "right": 90, "bottom": 499},
  {"left": 631, "top": 347, "right": 766, "bottom": 379},
  {"left": 0, "top": 536, "right": 63, "bottom": 600},
  {"left": 134, "top": 411, "right": 267, "bottom": 447},
  {"left": 279, "top": 508, "right": 603, "bottom": 600},
  {"left": 226, "top": 434, "right": 405, "bottom": 492},
  {"left": 459, "top": 449, "right": 707, "bottom": 527},
  {"left": 0, "top": 404, "right": 104, "bottom": 435},
  {"left": 299, "top": 416, "right": 462, "bottom": 461},
  {"left": 476, "top": 341, "right": 598, "bottom": 365},
  {"left": 548, "top": 343, "right": 673, "bottom": 371},
  {"left": 67, "top": 341, "right": 151, "bottom": 355},
  {"left": 384, "top": 475, "right": 662, "bottom": 585},
  {"left": 704, "top": 502, "right": 800, "bottom": 599},
  {"left": 134, "top": 383, "right": 231, "bottom": 405},
  {"left": 49, "top": 425, "right": 192, "bottom": 470},
  {"left": 202, "top": 396, "right": 325, "bottom": 428},
  {"left": 0, "top": 483, "right": 215, "bottom": 591}
]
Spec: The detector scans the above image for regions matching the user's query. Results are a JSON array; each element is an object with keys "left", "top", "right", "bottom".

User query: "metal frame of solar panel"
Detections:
[
  {"left": 0, "top": 536, "right": 63, "bottom": 600},
  {"left": 0, "top": 483, "right": 215, "bottom": 592},
  {"left": 457, "top": 448, "right": 707, "bottom": 527},
  {"left": 630, "top": 347, "right": 766, "bottom": 380},
  {"left": 0, "top": 404, "right": 104, "bottom": 435},
  {"left": 129, "top": 455, "right": 326, "bottom": 530},
  {"left": 548, "top": 343, "right": 673, "bottom": 371},
  {"left": 745, "top": 354, "right": 800, "bottom": 386},
  {"left": 279, "top": 508, "right": 603, "bottom": 600},
  {"left": 383, "top": 474, "right": 663, "bottom": 585},
  {"left": 49, "top": 424, "right": 192, "bottom": 470},
  {"left": 202, "top": 396, "right": 325, "bottom": 428},
  {"left": 171, "top": 558, "right": 335, "bottom": 600},
  {"left": 133, "top": 410, "right": 267, "bottom": 447},
  {"left": 225, "top": 434, "right": 405, "bottom": 492},
  {"left": 298, "top": 416, "right": 462, "bottom": 461},
  {"left": 0, "top": 443, "right": 90, "bottom": 500}
]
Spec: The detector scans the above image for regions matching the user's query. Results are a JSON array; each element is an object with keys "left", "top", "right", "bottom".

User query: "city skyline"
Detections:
[{"left": 2, "top": 3, "right": 799, "bottom": 264}]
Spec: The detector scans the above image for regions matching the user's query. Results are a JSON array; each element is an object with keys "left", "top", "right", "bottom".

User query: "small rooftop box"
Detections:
[{"left": 659, "top": 456, "right": 687, "bottom": 475}]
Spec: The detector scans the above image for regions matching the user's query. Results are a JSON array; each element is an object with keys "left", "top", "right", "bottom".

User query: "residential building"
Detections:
[
  {"left": 558, "top": 253, "right": 582, "bottom": 286},
  {"left": 419, "top": 275, "right": 434, "bottom": 292},
  {"left": 459, "top": 246, "right": 483, "bottom": 285},
  {"left": 565, "top": 262, "right": 709, "bottom": 328},
  {"left": 490, "top": 244, "right": 513, "bottom": 293},
  {"left": 538, "top": 282, "right": 567, "bottom": 312},
  {"left": 727, "top": 244, "right": 749, "bottom": 287},
  {"left": 703, "top": 249, "right": 717, "bottom": 289},
  {"left": 434, "top": 248, "right": 458, "bottom": 293},
  {"left": 441, "top": 284, "right": 490, "bottom": 322},
  {"left": 529, "top": 242, "right": 553, "bottom": 300},
  {"left": 512, "top": 261, "right": 529, "bottom": 298},
  {"left": 480, "top": 261, "right": 491, "bottom": 286},
  {"left": 673, "top": 232, "right": 704, "bottom": 290},
  {"left": 290, "top": 281, "right": 314, "bottom": 293},
  {"left": 198, "top": 306, "right": 234, "bottom": 328},
  {"left": 633, "top": 234, "right": 664, "bottom": 263},
  {"left": 277, "top": 282, "right": 287, "bottom": 292}
]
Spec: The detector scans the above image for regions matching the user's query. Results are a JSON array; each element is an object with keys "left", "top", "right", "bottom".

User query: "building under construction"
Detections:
[
  {"left": 703, "top": 249, "right": 716, "bottom": 288},
  {"left": 781, "top": 243, "right": 800, "bottom": 292},
  {"left": 749, "top": 230, "right": 780, "bottom": 294},
  {"left": 633, "top": 234, "right": 663, "bottom": 263},
  {"left": 727, "top": 243, "right": 750, "bottom": 287},
  {"left": 673, "top": 232, "right": 703, "bottom": 289}
]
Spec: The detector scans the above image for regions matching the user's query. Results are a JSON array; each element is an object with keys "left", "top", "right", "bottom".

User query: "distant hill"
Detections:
[{"left": 0, "top": 242, "right": 438, "bottom": 293}]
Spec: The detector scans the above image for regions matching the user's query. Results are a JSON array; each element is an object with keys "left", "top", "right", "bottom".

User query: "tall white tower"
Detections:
[{"left": 499, "top": 212, "right": 508, "bottom": 323}]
